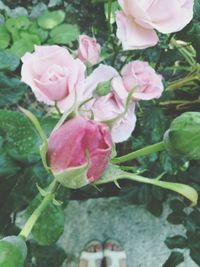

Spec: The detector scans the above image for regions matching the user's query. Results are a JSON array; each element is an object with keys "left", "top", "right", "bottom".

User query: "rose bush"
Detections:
[
  {"left": 21, "top": 45, "right": 86, "bottom": 112},
  {"left": 116, "top": 0, "right": 194, "bottom": 49},
  {"left": 47, "top": 116, "right": 112, "bottom": 182},
  {"left": 0, "top": 1, "right": 199, "bottom": 266}
]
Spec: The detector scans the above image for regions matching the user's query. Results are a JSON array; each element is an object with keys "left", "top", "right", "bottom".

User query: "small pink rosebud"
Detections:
[
  {"left": 78, "top": 34, "right": 101, "bottom": 65},
  {"left": 47, "top": 116, "right": 112, "bottom": 183},
  {"left": 121, "top": 61, "right": 164, "bottom": 100}
]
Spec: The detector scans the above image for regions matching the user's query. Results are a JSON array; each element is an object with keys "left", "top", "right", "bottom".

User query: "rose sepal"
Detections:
[{"left": 52, "top": 159, "right": 90, "bottom": 189}]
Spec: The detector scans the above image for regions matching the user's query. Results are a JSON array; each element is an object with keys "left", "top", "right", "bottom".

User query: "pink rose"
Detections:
[
  {"left": 121, "top": 61, "right": 164, "bottom": 100},
  {"left": 21, "top": 45, "right": 86, "bottom": 112},
  {"left": 116, "top": 0, "right": 194, "bottom": 50},
  {"left": 47, "top": 116, "right": 112, "bottom": 183},
  {"left": 82, "top": 64, "right": 137, "bottom": 143},
  {"left": 78, "top": 35, "right": 101, "bottom": 65}
]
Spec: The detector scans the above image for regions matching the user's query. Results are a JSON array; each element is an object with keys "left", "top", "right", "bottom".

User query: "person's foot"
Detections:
[
  {"left": 103, "top": 239, "right": 127, "bottom": 267},
  {"left": 79, "top": 240, "right": 103, "bottom": 267}
]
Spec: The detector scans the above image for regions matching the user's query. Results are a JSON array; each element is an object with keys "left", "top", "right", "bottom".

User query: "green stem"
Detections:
[
  {"left": 95, "top": 168, "right": 198, "bottom": 207},
  {"left": 19, "top": 180, "right": 59, "bottom": 240},
  {"left": 170, "top": 38, "right": 196, "bottom": 66},
  {"left": 55, "top": 102, "right": 62, "bottom": 116},
  {"left": 111, "top": 141, "right": 165, "bottom": 164},
  {"left": 107, "top": 0, "right": 112, "bottom": 34}
]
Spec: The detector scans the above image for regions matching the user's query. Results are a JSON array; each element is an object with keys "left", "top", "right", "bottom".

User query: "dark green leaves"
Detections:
[
  {"left": 0, "top": 25, "right": 10, "bottom": 49},
  {"left": 0, "top": 110, "right": 40, "bottom": 160},
  {"left": 0, "top": 50, "right": 20, "bottom": 71},
  {"left": 0, "top": 73, "right": 26, "bottom": 106},
  {"left": 25, "top": 195, "right": 65, "bottom": 245},
  {"left": 165, "top": 235, "right": 188, "bottom": 249},
  {"left": 162, "top": 252, "right": 184, "bottom": 267}
]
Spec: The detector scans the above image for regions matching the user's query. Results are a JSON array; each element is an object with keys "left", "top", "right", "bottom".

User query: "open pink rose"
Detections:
[
  {"left": 78, "top": 35, "right": 101, "bottom": 65},
  {"left": 82, "top": 64, "right": 137, "bottom": 143},
  {"left": 121, "top": 61, "right": 164, "bottom": 100},
  {"left": 116, "top": 0, "right": 194, "bottom": 50},
  {"left": 47, "top": 116, "right": 112, "bottom": 182},
  {"left": 21, "top": 45, "right": 86, "bottom": 112}
]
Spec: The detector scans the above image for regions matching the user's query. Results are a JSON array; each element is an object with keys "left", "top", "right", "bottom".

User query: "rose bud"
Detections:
[
  {"left": 78, "top": 34, "right": 101, "bottom": 65},
  {"left": 121, "top": 61, "right": 164, "bottom": 101},
  {"left": 21, "top": 45, "right": 85, "bottom": 112},
  {"left": 47, "top": 116, "right": 112, "bottom": 188},
  {"left": 163, "top": 112, "right": 200, "bottom": 160}
]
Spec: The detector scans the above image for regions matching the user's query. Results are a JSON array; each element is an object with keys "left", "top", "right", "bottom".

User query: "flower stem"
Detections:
[
  {"left": 19, "top": 179, "right": 60, "bottom": 240},
  {"left": 55, "top": 101, "right": 62, "bottom": 116},
  {"left": 96, "top": 171, "right": 198, "bottom": 207},
  {"left": 107, "top": 0, "right": 112, "bottom": 34},
  {"left": 111, "top": 141, "right": 165, "bottom": 164}
]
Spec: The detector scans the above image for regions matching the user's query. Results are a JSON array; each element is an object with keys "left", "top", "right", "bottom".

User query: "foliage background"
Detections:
[{"left": 0, "top": 0, "right": 200, "bottom": 266}]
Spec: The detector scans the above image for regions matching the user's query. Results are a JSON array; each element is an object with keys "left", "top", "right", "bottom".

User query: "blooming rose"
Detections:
[
  {"left": 47, "top": 116, "right": 112, "bottom": 183},
  {"left": 116, "top": 0, "right": 194, "bottom": 50},
  {"left": 82, "top": 64, "right": 137, "bottom": 143},
  {"left": 21, "top": 45, "right": 86, "bottom": 112},
  {"left": 121, "top": 61, "right": 164, "bottom": 100},
  {"left": 78, "top": 34, "right": 101, "bottom": 65}
]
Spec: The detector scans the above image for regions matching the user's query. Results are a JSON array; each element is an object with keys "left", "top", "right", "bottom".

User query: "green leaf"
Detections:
[
  {"left": 28, "top": 21, "right": 48, "bottom": 43},
  {"left": 169, "top": 199, "right": 185, "bottom": 211},
  {"left": 49, "top": 23, "right": 79, "bottom": 44},
  {"left": 95, "top": 164, "right": 198, "bottom": 207},
  {"left": 162, "top": 252, "right": 184, "bottom": 267},
  {"left": 10, "top": 32, "right": 40, "bottom": 57},
  {"left": 0, "top": 25, "right": 10, "bottom": 49},
  {"left": 165, "top": 235, "right": 188, "bottom": 249},
  {"left": 0, "top": 236, "right": 27, "bottom": 267},
  {"left": 25, "top": 195, "right": 65, "bottom": 245},
  {"left": 190, "top": 247, "right": 200, "bottom": 266},
  {"left": 0, "top": 110, "right": 40, "bottom": 160},
  {"left": 0, "top": 72, "right": 26, "bottom": 106},
  {"left": 0, "top": 153, "right": 20, "bottom": 175},
  {"left": 5, "top": 16, "right": 30, "bottom": 33},
  {"left": 26, "top": 243, "right": 66, "bottom": 267},
  {"left": 0, "top": 50, "right": 20, "bottom": 71},
  {"left": 146, "top": 197, "right": 163, "bottom": 217},
  {"left": 167, "top": 211, "right": 186, "bottom": 225},
  {"left": 20, "top": 32, "right": 41, "bottom": 45},
  {"left": 37, "top": 10, "right": 65, "bottom": 29}
]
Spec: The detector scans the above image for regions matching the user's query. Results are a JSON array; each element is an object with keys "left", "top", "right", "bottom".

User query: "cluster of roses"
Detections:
[
  {"left": 21, "top": 38, "right": 163, "bottom": 183},
  {"left": 20, "top": 0, "right": 194, "bottom": 186}
]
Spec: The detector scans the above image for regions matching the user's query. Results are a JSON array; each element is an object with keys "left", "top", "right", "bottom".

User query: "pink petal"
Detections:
[{"left": 116, "top": 11, "right": 159, "bottom": 50}]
